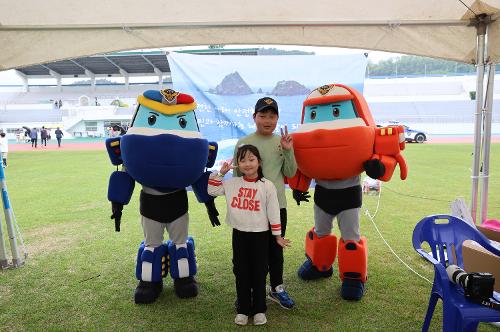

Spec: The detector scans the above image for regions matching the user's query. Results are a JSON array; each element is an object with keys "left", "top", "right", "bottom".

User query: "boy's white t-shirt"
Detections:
[{"left": 208, "top": 173, "right": 281, "bottom": 235}]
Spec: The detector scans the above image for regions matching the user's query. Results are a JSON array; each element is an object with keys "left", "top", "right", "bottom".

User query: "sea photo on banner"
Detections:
[{"left": 168, "top": 52, "right": 367, "bottom": 163}]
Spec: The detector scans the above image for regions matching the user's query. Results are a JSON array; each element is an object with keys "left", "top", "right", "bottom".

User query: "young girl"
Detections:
[{"left": 208, "top": 144, "right": 290, "bottom": 326}]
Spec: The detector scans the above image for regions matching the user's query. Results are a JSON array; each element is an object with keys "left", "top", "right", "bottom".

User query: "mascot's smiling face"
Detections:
[
  {"left": 121, "top": 89, "right": 208, "bottom": 189},
  {"left": 292, "top": 84, "right": 376, "bottom": 180}
]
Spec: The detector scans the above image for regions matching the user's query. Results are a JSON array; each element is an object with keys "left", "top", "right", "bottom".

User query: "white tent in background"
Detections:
[{"left": 0, "top": 0, "right": 498, "bottom": 223}]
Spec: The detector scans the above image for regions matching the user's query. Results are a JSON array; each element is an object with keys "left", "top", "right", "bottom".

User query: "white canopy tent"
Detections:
[
  {"left": 1, "top": 0, "right": 500, "bottom": 69},
  {"left": 0, "top": 0, "right": 498, "bottom": 228}
]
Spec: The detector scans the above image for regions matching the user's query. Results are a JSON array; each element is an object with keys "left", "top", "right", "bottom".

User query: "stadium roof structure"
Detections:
[
  {"left": 176, "top": 48, "right": 259, "bottom": 56},
  {"left": 16, "top": 51, "right": 171, "bottom": 79},
  {"left": 14, "top": 48, "right": 260, "bottom": 84}
]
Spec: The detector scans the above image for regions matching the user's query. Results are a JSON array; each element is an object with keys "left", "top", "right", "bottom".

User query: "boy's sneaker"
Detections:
[
  {"left": 234, "top": 314, "right": 248, "bottom": 326},
  {"left": 253, "top": 313, "right": 267, "bottom": 325},
  {"left": 268, "top": 284, "right": 295, "bottom": 309}
]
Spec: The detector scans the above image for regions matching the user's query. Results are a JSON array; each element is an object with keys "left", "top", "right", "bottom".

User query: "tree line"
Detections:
[{"left": 366, "top": 55, "right": 486, "bottom": 77}]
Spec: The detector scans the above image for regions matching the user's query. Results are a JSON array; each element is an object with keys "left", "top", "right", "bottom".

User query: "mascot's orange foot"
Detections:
[
  {"left": 297, "top": 258, "right": 333, "bottom": 280},
  {"left": 174, "top": 276, "right": 199, "bottom": 298},
  {"left": 134, "top": 280, "right": 163, "bottom": 304},
  {"left": 341, "top": 279, "right": 365, "bottom": 301}
]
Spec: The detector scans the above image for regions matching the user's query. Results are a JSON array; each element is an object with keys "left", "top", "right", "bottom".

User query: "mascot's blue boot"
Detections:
[
  {"left": 338, "top": 237, "right": 368, "bottom": 301},
  {"left": 135, "top": 281, "right": 163, "bottom": 304},
  {"left": 168, "top": 237, "right": 198, "bottom": 298},
  {"left": 341, "top": 279, "right": 365, "bottom": 301},
  {"left": 173, "top": 277, "right": 197, "bottom": 298},
  {"left": 135, "top": 242, "right": 169, "bottom": 304},
  {"left": 298, "top": 229, "right": 337, "bottom": 280},
  {"left": 298, "top": 257, "right": 333, "bottom": 280}
]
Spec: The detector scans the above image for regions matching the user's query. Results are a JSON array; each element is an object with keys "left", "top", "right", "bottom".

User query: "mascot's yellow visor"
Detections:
[{"left": 137, "top": 95, "right": 197, "bottom": 115}]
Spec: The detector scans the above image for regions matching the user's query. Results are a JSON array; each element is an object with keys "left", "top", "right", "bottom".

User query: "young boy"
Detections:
[{"left": 233, "top": 97, "right": 297, "bottom": 309}]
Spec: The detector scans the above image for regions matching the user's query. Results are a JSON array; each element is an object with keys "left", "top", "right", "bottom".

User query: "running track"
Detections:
[
  {"left": 9, "top": 136, "right": 500, "bottom": 152},
  {"left": 11, "top": 141, "right": 106, "bottom": 151}
]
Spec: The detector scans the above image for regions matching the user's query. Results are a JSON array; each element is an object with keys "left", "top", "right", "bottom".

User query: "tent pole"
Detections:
[
  {"left": 0, "top": 165, "right": 23, "bottom": 267},
  {"left": 0, "top": 151, "right": 9, "bottom": 268},
  {"left": 479, "top": 61, "right": 495, "bottom": 224},
  {"left": 0, "top": 207, "right": 9, "bottom": 269},
  {"left": 470, "top": 21, "right": 487, "bottom": 224}
]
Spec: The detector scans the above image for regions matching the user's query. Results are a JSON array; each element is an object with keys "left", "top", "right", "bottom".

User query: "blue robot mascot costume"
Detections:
[{"left": 105, "top": 89, "right": 220, "bottom": 304}]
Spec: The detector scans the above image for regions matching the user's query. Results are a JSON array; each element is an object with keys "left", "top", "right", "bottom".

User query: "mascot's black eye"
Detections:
[
  {"left": 333, "top": 107, "right": 340, "bottom": 117},
  {"left": 310, "top": 110, "right": 316, "bottom": 120},
  {"left": 179, "top": 117, "right": 187, "bottom": 128},
  {"left": 147, "top": 115, "right": 157, "bottom": 125}
]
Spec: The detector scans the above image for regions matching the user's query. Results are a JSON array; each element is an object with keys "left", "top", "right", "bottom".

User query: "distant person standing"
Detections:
[
  {"left": 15, "top": 129, "right": 22, "bottom": 143},
  {"left": 0, "top": 132, "right": 8, "bottom": 167},
  {"left": 40, "top": 126, "right": 48, "bottom": 147},
  {"left": 30, "top": 127, "right": 38, "bottom": 148},
  {"left": 55, "top": 127, "right": 64, "bottom": 148}
]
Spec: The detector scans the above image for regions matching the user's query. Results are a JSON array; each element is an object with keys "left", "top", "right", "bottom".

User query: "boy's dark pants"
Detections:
[
  {"left": 268, "top": 208, "right": 287, "bottom": 289},
  {"left": 232, "top": 229, "right": 269, "bottom": 315}
]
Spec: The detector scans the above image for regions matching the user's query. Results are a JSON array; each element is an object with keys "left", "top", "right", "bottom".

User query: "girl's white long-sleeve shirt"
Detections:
[{"left": 208, "top": 172, "right": 281, "bottom": 235}]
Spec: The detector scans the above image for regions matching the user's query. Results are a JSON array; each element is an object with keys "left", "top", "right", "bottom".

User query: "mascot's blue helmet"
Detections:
[{"left": 121, "top": 89, "right": 209, "bottom": 189}]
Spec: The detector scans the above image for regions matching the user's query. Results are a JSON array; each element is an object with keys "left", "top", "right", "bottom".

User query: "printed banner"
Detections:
[{"left": 168, "top": 52, "right": 367, "bottom": 161}]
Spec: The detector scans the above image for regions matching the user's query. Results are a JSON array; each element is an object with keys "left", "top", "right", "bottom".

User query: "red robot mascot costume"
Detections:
[{"left": 288, "top": 84, "right": 408, "bottom": 300}]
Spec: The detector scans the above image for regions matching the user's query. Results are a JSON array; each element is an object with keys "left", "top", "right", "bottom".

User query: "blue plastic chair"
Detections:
[{"left": 412, "top": 214, "right": 500, "bottom": 331}]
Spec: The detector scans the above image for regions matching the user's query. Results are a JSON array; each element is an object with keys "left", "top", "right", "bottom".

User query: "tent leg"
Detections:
[
  {"left": 0, "top": 210, "right": 9, "bottom": 269},
  {"left": 0, "top": 166, "right": 23, "bottom": 267},
  {"left": 479, "top": 62, "right": 495, "bottom": 224},
  {"left": 470, "top": 25, "right": 487, "bottom": 224}
]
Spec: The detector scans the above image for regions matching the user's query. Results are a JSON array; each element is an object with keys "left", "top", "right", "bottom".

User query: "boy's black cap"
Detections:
[{"left": 254, "top": 97, "right": 279, "bottom": 115}]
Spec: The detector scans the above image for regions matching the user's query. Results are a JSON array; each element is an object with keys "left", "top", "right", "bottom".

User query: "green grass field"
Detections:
[{"left": 0, "top": 144, "right": 499, "bottom": 331}]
